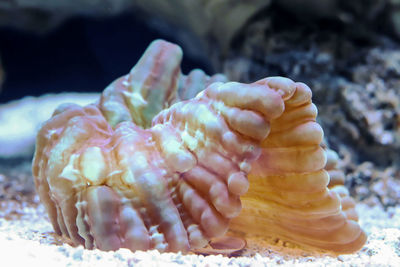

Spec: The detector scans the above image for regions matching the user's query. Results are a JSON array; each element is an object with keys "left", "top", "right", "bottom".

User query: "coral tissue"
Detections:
[
  {"left": 32, "top": 40, "right": 366, "bottom": 254},
  {"left": 230, "top": 81, "right": 367, "bottom": 253}
]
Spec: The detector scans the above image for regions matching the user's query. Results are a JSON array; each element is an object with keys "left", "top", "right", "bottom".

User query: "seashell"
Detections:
[
  {"left": 32, "top": 39, "right": 366, "bottom": 255},
  {"left": 230, "top": 77, "right": 367, "bottom": 254},
  {"left": 32, "top": 40, "right": 289, "bottom": 253}
]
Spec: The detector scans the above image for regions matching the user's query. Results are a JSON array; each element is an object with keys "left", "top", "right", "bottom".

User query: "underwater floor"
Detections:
[{"left": 0, "top": 160, "right": 399, "bottom": 266}]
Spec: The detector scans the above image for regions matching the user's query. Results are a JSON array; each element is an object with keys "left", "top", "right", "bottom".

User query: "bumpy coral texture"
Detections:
[{"left": 33, "top": 39, "right": 366, "bottom": 254}]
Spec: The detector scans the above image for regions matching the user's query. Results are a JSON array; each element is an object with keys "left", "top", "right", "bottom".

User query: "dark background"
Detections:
[{"left": 0, "top": 13, "right": 211, "bottom": 104}]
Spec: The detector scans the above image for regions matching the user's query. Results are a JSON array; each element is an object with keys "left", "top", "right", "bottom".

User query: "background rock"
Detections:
[
  {"left": 0, "top": 57, "right": 3, "bottom": 91},
  {"left": 0, "top": 0, "right": 133, "bottom": 32},
  {"left": 1, "top": 1, "right": 400, "bottom": 49}
]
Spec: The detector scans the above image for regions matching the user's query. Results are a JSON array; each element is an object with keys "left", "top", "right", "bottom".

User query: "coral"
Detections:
[
  {"left": 177, "top": 69, "right": 227, "bottom": 101},
  {"left": 32, "top": 40, "right": 366, "bottom": 254},
  {"left": 324, "top": 147, "right": 346, "bottom": 188},
  {"left": 98, "top": 40, "right": 226, "bottom": 129},
  {"left": 32, "top": 40, "right": 285, "bottom": 253},
  {"left": 324, "top": 147, "right": 359, "bottom": 222},
  {"left": 230, "top": 80, "right": 366, "bottom": 253}
]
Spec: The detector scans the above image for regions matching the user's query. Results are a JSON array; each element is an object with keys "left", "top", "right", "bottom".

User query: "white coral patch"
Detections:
[{"left": 79, "top": 147, "right": 106, "bottom": 185}]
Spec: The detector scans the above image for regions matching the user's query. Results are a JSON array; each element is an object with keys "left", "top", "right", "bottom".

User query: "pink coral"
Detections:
[{"left": 33, "top": 40, "right": 366, "bottom": 254}]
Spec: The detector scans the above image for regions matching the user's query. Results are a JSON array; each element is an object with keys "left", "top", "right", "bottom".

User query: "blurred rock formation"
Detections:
[
  {"left": 1, "top": 1, "right": 400, "bottom": 47},
  {"left": 0, "top": 0, "right": 272, "bottom": 63},
  {"left": 0, "top": 57, "right": 3, "bottom": 91},
  {"left": 0, "top": 0, "right": 133, "bottom": 32}
]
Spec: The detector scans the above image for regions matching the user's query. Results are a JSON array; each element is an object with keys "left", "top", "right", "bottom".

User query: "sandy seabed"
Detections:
[{"left": 0, "top": 197, "right": 399, "bottom": 267}]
